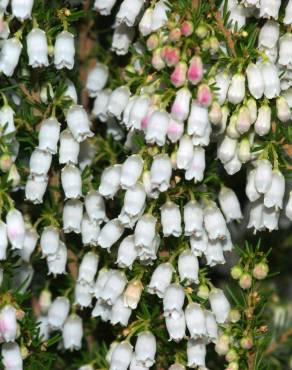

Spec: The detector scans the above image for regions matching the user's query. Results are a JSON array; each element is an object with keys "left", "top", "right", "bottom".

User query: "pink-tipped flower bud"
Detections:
[
  {"left": 240, "top": 336, "right": 253, "bottom": 350},
  {"left": 197, "top": 84, "right": 212, "bottom": 107},
  {"left": 231, "top": 265, "right": 243, "bottom": 280},
  {"left": 181, "top": 20, "right": 194, "bottom": 36},
  {"left": 151, "top": 48, "right": 165, "bottom": 70},
  {"left": 187, "top": 56, "right": 203, "bottom": 85},
  {"left": 239, "top": 273, "right": 252, "bottom": 290},
  {"left": 146, "top": 34, "right": 159, "bottom": 51},
  {"left": 171, "top": 61, "right": 187, "bottom": 88},
  {"left": 169, "top": 28, "right": 181, "bottom": 42},
  {"left": 252, "top": 262, "right": 269, "bottom": 280},
  {"left": 163, "top": 46, "right": 180, "bottom": 67}
]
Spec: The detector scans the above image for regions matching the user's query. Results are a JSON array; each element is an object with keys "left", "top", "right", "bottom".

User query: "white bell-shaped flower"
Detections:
[
  {"left": 224, "top": 151, "right": 242, "bottom": 174},
  {"left": 120, "top": 154, "right": 143, "bottom": 189},
  {"left": 205, "top": 310, "right": 218, "bottom": 343},
  {"left": 85, "top": 190, "right": 106, "bottom": 224},
  {"left": 185, "top": 146, "right": 205, "bottom": 182},
  {"left": 187, "top": 339, "right": 206, "bottom": 368},
  {"left": 171, "top": 88, "right": 191, "bottom": 122},
  {"left": 0, "top": 305, "right": 17, "bottom": 342},
  {"left": 47, "top": 241, "right": 67, "bottom": 275},
  {"left": 11, "top": 0, "right": 33, "bottom": 20},
  {"left": 63, "top": 314, "right": 83, "bottom": 350},
  {"left": 177, "top": 135, "right": 193, "bottom": 170},
  {"left": 246, "top": 169, "right": 261, "bottom": 202},
  {"left": 78, "top": 252, "right": 99, "bottom": 284},
  {"left": 86, "top": 62, "right": 109, "bottom": 97},
  {"left": 110, "top": 296, "right": 132, "bottom": 326},
  {"left": 37, "top": 315, "right": 50, "bottom": 341},
  {"left": 214, "top": 72, "right": 230, "bottom": 105},
  {"left": 25, "top": 176, "right": 48, "bottom": 204},
  {"left": 284, "top": 0, "right": 292, "bottom": 24},
  {"left": 91, "top": 300, "right": 111, "bottom": 320},
  {"left": 217, "top": 136, "right": 237, "bottom": 164},
  {"left": 227, "top": 73, "right": 245, "bottom": 104},
  {"left": 59, "top": 129, "right": 80, "bottom": 164},
  {"left": 40, "top": 226, "right": 59, "bottom": 256},
  {"left": 258, "top": 20, "right": 279, "bottom": 48},
  {"left": 63, "top": 199, "right": 83, "bottom": 233},
  {"left": 48, "top": 296, "right": 70, "bottom": 329},
  {"left": 0, "top": 0, "right": 9, "bottom": 12},
  {"left": 205, "top": 239, "right": 225, "bottom": 266},
  {"left": 0, "top": 104, "right": 15, "bottom": 136},
  {"left": 259, "top": 0, "right": 281, "bottom": 18},
  {"left": 139, "top": 8, "right": 153, "bottom": 36},
  {"left": 150, "top": 154, "right": 172, "bottom": 192},
  {"left": 81, "top": 214, "right": 100, "bottom": 246},
  {"left": 6, "top": 208, "right": 25, "bottom": 250},
  {"left": 184, "top": 200, "right": 203, "bottom": 237},
  {"left": 107, "top": 86, "right": 130, "bottom": 119},
  {"left": 26, "top": 28, "right": 48, "bottom": 67},
  {"left": 263, "top": 206, "right": 279, "bottom": 231},
  {"left": 29, "top": 148, "right": 52, "bottom": 178},
  {"left": 204, "top": 203, "right": 227, "bottom": 240},
  {"left": 254, "top": 159, "right": 273, "bottom": 194},
  {"left": 66, "top": 105, "right": 93, "bottom": 143},
  {"left": 255, "top": 104, "right": 271, "bottom": 136},
  {"left": 38, "top": 117, "right": 60, "bottom": 154},
  {"left": 100, "top": 270, "right": 127, "bottom": 305},
  {"left": 0, "top": 37, "right": 22, "bottom": 77},
  {"left": 260, "top": 62, "right": 280, "bottom": 99},
  {"left": 209, "top": 288, "right": 230, "bottom": 324},
  {"left": 109, "top": 342, "right": 133, "bottom": 370},
  {"left": 187, "top": 102, "right": 209, "bottom": 137},
  {"left": 123, "top": 97, "right": 138, "bottom": 128},
  {"left": 145, "top": 109, "right": 169, "bottom": 146},
  {"left": 276, "top": 97, "right": 290, "bottom": 122},
  {"left": 111, "top": 23, "right": 134, "bottom": 56},
  {"left": 123, "top": 280, "right": 143, "bottom": 310},
  {"left": 98, "top": 219, "right": 124, "bottom": 250},
  {"left": 163, "top": 284, "right": 185, "bottom": 318},
  {"left": 64, "top": 79, "right": 78, "bottom": 103},
  {"left": 54, "top": 31, "right": 75, "bottom": 70},
  {"left": 123, "top": 183, "right": 146, "bottom": 217},
  {"left": 151, "top": 0, "right": 169, "bottom": 31},
  {"left": 129, "top": 95, "right": 150, "bottom": 130},
  {"left": 134, "top": 214, "right": 156, "bottom": 248},
  {"left": 218, "top": 187, "right": 243, "bottom": 222},
  {"left": 135, "top": 331, "right": 156, "bottom": 368},
  {"left": 185, "top": 303, "right": 206, "bottom": 339},
  {"left": 248, "top": 199, "right": 264, "bottom": 231},
  {"left": 279, "top": 34, "right": 292, "bottom": 67},
  {"left": 61, "top": 165, "right": 82, "bottom": 199},
  {"left": 178, "top": 250, "right": 199, "bottom": 284},
  {"left": 148, "top": 262, "right": 174, "bottom": 298},
  {"left": 116, "top": 235, "right": 137, "bottom": 269},
  {"left": 161, "top": 202, "right": 182, "bottom": 237},
  {"left": 285, "top": 191, "right": 292, "bottom": 221},
  {"left": 167, "top": 118, "right": 184, "bottom": 143},
  {"left": 1, "top": 343, "right": 23, "bottom": 370},
  {"left": 116, "top": 0, "right": 144, "bottom": 27},
  {"left": 75, "top": 281, "right": 92, "bottom": 308},
  {"left": 190, "top": 230, "right": 208, "bottom": 257},
  {"left": 264, "top": 171, "right": 285, "bottom": 209},
  {"left": 165, "top": 310, "right": 186, "bottom": 342},
  {"left": 99, "top": 165, "right": 121, "bottom": 199},
  {"left": 93, "top": 0, "right": 117, "bottom": 15},
  {"left": 246, "top": 63, "right": 264, "bottom": 100},
  {"left": 92, "top": 89, "right": 111, "bottom": 122},
  {"left": 93, "top": 268, "right": 113, "bottom": 299},
  {"left": 0, "top": 221, "right": 8, "bottom": 260}
]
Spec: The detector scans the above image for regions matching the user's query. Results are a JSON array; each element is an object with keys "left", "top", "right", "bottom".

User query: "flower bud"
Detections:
[
  {"left": 215, "top": 334, "right": 230, "bottom": 355},
  {"left": 86, "top": 62, "right": 109, "bottom": 97},
  {"left": 238, "top": 137, "right": 251, "bottom": 163},
  {"left": 187, "top": 339, "right": 206, "bottom": 368},
  {"left": 27, "top": 28, "right": 48, "bottom": 68},
  {"left": 1, "top": 343, "right": 23, "bottom": 370},
  {"left": 66, "top": 105, "right": 93, "bottom": 143},
  {"left": 139, "top": 8, "right": 153, "bottom": 36},
  {"left": 165, "top": 310, "right": 186, "bottom": 342},
  {"left": 284, "top": 0, "right": 292, "bottom": 24},
  {"left": 0, "top": 104, "right": 15, "bottom": 136},
  {"left": 187, "top": 56, "right": 203, "bottom": 85},
  {"left": 48, "top": 296, "right": 70, "bottom": 329},
  {"left": 181, "top": 20, "right": 194, "bottom": 36},
  {"left": 148, "top": 262, "right": 174, "bottom": 298},
  {"left": 217, "top": 136, "right": 237, "bottom": 164},
  {"left": 0, "top": 305, "right": 17, "bottom": 342},
  {"left": 98, "top": 219, "right": 124, "bottom": 250},
  {"left": 253, "top": 262, "right": 269, "bottom": 280},
  {"left": 6, "top": 209, "right": 25, "bottom": 250},
  {"left": 54, "top": 31, "right": 75, "bottom": 70},
  {"left": 152, "top": 48, "right": 165, "bottom": 70},
  {"left": 219, "top": 187, "right": 243, "bottom": 222},
  {"left": 0, "top": 221, "right": 8, "bottom": 260},
  {"left": 195, "top": 23, "right": 208, "bottom": 39},
  {"left": 151, "top": 0, "right": 169, "bottom": 31},
  {"left": 209, "top": 288, "right": 230, "bottom": 324},
  {"left": 214, "top": 72, "right": 230, "bottom": 105},
  {"left": 239, "top": 272, "right": 252, "bottom": 289},
  {"left": 123, "top": 280, "right": 143, "bottom": 309},
  {"left": 228, "top": 73, "right": 245, "bottom": 104},
  {"left": 39, "top": 289, "right": 52, "bottom": 314},
  {"left": 178, "top": 250, "right": 199, "bottom": 284},
  {"left": 276, "top": 96, "right": 290, "bottom": 122},
  {"left": 163, "top": 284, "right": 185, "bottom": 317},
  {"left": 197, "top": 84, "right": 212, "bottom": 107},
  {"left": 99, "top": 165, "right": 121, "bottom": 199},
  {"left": 169, "top": 28, "right": 181, "bottom": 42},
  {"left": 236, "top": 106, "right": 251, "bottom": 135},
  {"left": 231, "top": 265, "right": 243, "bottom": 280},
  {"left": 226, "top": 349, "right": 238, "bottom": 363},
  {"left": 209, "top": 101, "right": 223, "bottom": 125},
  {"left": 109, "top": 341, "right": 133, "bottom": 370},
  {"left": 197, "top": 284, "right": 209, "bottom": 299},
  {"left": 240, "top": 336, "right": 253, "bottom": 350},
  {"left": 171, "top": 88, "right": 191, "bottom": 122},
  {"left": 0, "top": 38, "right": 22, "bottom": 77},
  {"left": 171, "top": 61, "right": 187, "bottom": 88},
  {"left": 63, "top": 199, "right": 83, "bottom": 234},
  {"left": 161, "top": 201, "right": 182, "bottom": 237}
]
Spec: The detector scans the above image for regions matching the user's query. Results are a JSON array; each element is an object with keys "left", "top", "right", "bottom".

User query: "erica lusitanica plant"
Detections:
[{"left": 0, "top": 0, "right": 291, "bottom": 369}]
